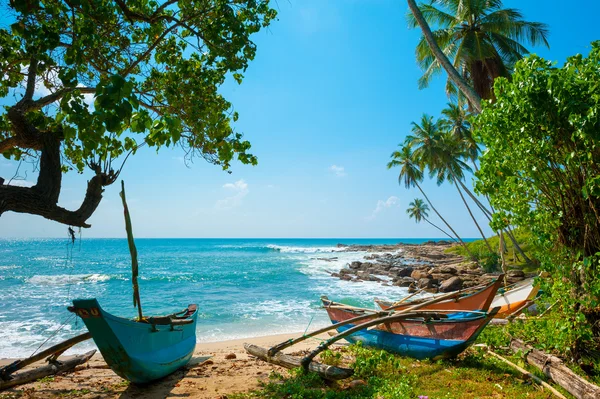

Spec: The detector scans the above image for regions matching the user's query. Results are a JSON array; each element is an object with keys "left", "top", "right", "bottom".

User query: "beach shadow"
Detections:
[{"left": 117, "top": 356, "right": 212, "bottom": 398}]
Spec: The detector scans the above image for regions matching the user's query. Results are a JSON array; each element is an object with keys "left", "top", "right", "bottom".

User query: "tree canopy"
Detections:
[
  {"left": 0, "top": 0, "right": 276, "bottom": 227},
  {"left": 409, "top": 0, "right": 549, "bottom": 102},
  {"left": 475, "top": 42, "right": 600, "bottom": 358}
]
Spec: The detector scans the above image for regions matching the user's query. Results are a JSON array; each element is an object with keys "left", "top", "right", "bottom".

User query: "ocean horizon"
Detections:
[{"left": 0, "top": 237, "right": 468, "bottom": 358}]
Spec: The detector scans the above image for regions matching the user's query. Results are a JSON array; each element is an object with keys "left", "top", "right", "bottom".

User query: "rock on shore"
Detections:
[{"left": 330, "top": 241, "right": 528, "bottom": 294}]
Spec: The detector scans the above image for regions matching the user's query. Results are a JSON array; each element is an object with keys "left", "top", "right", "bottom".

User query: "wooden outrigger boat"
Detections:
[
  {"left": 70, "top": 299, "right": 198, "bottom": 384},
  {"left": 71, "top": 182, "right": 199, "bottom": 384},
  {"left": 245, "top": 289, "right": 495, "bottom": 380},
  {"left": 322, "top": 297, "right": 498, "bottom": 360},
  {"left": 376, "top": 277, "right": 538, "bottom": 319},
  {"left": 490, "top": 278, "right": 539, "bottom": 318},
  {"left": 2, "top": 182, "right": 198, "bottom": 389},
  {"left": 374, "top": 275, "right": 503, "bottom": 313}
]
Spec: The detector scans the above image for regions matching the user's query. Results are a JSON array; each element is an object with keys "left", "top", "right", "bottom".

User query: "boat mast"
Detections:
[{"left": 120, "top": 180, "right": 143, "bottom": 321}]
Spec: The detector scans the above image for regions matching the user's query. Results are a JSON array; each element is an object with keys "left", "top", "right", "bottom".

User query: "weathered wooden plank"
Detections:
[
  {"left": 0, "top": 350, "right": 95, "bottom": 391},
  {"left": 244, "top": 344, "right": 353, "bottom": 381},
  {"left": 510, "top": 339, "right": 600, "bottom": 399}
]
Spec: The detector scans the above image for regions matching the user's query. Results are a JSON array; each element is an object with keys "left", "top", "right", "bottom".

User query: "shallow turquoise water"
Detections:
[{"left": 0, "top": 238, "right": 436, "bottom": 358}]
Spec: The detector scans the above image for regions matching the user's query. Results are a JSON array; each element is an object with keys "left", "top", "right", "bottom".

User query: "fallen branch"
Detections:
[
  {"left": 479, "top": 346, "right": 566, "bottom": 399},
  {"left": 0, "top": 350, "right": 95, "bottom": 391},
  {"left": 244, "top": 344, "right": 353, "bottom": 381}
]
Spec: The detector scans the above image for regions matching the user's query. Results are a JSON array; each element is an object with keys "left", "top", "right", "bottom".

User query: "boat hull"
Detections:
[
  {"left": 490, "top": 279, "right": 539, "bottom": 318},
  {"left": 334, "top": 324, "right": 475, "bottom": 360},
  {"left": 72, "top": 299, "right": 198, "bottom": 384},
  {"left": 324, "top": 301, "right": 497, "bottom": 360},
  {"left": 375, "top": 277, "right": 502, "bottom": 313}
]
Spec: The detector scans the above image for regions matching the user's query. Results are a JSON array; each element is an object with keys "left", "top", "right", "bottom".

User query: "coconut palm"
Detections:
[
  {"left": 405, "top": 115, "right": 493, "bottom": 251},
  {"left": 406, "top": 0, "right": 482, "bottom": 111},
  {"left": 407, "top": 198, "right": 456, "bottom": 242},
  {"left": 433, "top": 132, "right": 493, "bottom": 252},
  {"left": 438, "top": 103, "right": 532, "bottom": 262},
  {"left": 409, "top": 0, "right": 549, "bottom": 102},
  {"left": 387, "top": 145, "right": 476, "bottom": 260}
]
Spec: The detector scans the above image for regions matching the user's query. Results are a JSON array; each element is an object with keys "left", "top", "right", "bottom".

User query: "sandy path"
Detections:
[{"left": 0, "top": 332, "right": 342, "bottom": 399}]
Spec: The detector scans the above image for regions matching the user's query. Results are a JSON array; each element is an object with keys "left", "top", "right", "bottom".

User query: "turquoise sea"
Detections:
[{"left": 0, "top": 238, "right": 437, "bottom": 358}]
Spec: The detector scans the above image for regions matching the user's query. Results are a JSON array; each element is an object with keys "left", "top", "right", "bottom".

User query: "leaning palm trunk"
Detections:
[
  {"left": 423, "top": 217, "right": 457, "bottom": 242},
  {"left": 451, "top": 175, "right": 493, "bottom": 253},
  {"left": 414, "top": 181, "right": 477, "bottom": 261},
  {"left": 457, "top": 178, "right": 532, "bottom": 263},
  {"left": 406, "top": 0, "right": 482, "bottom": 113}
]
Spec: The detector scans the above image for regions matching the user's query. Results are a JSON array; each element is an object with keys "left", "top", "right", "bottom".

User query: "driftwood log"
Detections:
[
  {"left": 510, "top": 339, "right": 600, "bottom": 399},
  {"left": 0, "top": 332, "right": 91, "bottom": 379},
  {"left": 0, "top": 350, "right": 95, "bottom": 391},
  {"left": 244, "top": 344, "right": 353, "bottom": 380},
  {"left": 484, "top": 349, "right": 566, "bottom": 399}
]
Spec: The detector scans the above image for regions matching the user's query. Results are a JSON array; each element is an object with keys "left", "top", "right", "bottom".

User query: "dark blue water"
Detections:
[{"left": 0, "top": 238, "right": 436, "bottom": 358}]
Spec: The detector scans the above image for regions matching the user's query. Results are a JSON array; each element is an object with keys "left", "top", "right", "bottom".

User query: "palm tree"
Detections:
[
  {"left": 404, "top": 114, "right": 493, "bottom": 251},
  {"left": 388, "top": 144, "right": 476, "bottom": 260},
  {"left": 409, "top": 0, "right": 549, "bottom": 102},
  {"left": 433, "top": 132, "right": 494, "bottom": 252},
  {"left": 406, "top": 0, "right": 482, "bottom": 112},
  {"left": 439, "top": 103, "right": 533, "bottom": 263},
  {"left": 407, "top": 198, "right": 456, "bottom": 242}
]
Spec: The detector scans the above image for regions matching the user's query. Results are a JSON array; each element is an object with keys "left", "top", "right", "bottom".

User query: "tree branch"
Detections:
[
  {"left": 29, "top": 87, "right": 96, "bottom": 111},
  {"left": 0, "top": 174, "right": 105, "bottom": 228},
  {"left": 23, "top": 58, "right": 38, "bottom": 101},
  {"left": 120, "top": 23, "right": 180, "bottom": 77}
]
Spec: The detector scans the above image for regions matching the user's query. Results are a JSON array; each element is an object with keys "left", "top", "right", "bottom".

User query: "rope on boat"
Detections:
[
  {"left": 303, "top": 315, "right": 315, "bottom": 337},
  {"left": 26, "top": 227, "right": 88, "bottom": 360},
  {"left": 28, "top": 313, "right": 75, "bottom": 358}
]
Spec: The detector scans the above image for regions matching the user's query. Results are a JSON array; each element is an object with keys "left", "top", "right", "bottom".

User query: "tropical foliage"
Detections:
[
  {"left": 0, "top": 0, "right": 276, "bottom": 227},
  {"left": 409, "top": 0, "right": 549, "bottom": 102},
  {"left": 474, "top": 42, "right": 600, "bottom": 366}
]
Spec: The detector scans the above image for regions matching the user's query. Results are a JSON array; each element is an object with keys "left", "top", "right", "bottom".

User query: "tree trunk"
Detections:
[
  {"left": 423, "top": 217, "right": 457, "bottom": 242},
  {"left": 457, "top": 178, "right": 493, "bottom": 219},
  {"left": 0, "top": 73, "right": 110, "bottom": 228},
  {"left": 406, "top": 0, "right": 482, "bottom": 113},
  {"left": 0, "top": 351, "right": 95, "bottom": 391},
  {"left": 510, "top": 339, "right": 600, "bottom": 399},
  {"left": 452, "top": 175, "right": 493, "bottom": 252},
  {"left": 414, "top": 182, "right": 477, "bottom": 262},
  {"left": 457, "top": 178, "right": 533, "bottom": 263}
]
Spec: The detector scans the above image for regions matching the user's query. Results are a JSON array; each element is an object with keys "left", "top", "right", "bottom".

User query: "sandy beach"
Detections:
[{"left": 1, "top": 332, "right": 342, "bottom": 399}]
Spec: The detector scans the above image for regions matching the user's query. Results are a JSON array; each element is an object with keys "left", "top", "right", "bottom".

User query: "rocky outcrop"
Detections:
[
  {"left": 439, "top": 276, "right": 463, "bottom": 292},
  {"left": 329, "top": 241, "right": 530, "bottom": 294}
]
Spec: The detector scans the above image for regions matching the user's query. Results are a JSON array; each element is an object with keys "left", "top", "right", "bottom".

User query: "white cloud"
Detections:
[
  {"left": 215, "top": 179, "right": 249, "bottom": 210},
  {"left": 329, "top": 165, "right": 346, "bottom": 177},
  {"left": 366, "top": 196, "right": 400, "bottom": 221}
]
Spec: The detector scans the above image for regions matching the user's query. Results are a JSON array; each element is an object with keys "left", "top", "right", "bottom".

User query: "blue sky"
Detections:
[{"left": 1, "top": 0, "right": 599, "bottom": 238}]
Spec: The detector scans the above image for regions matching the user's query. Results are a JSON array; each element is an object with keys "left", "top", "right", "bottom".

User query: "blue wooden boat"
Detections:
[
  {"left": 323, "top": 298, "right": 498, "bottom": 360},
  {"left": 71, "top": 298, "right": 198, "bottom": 384}
]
